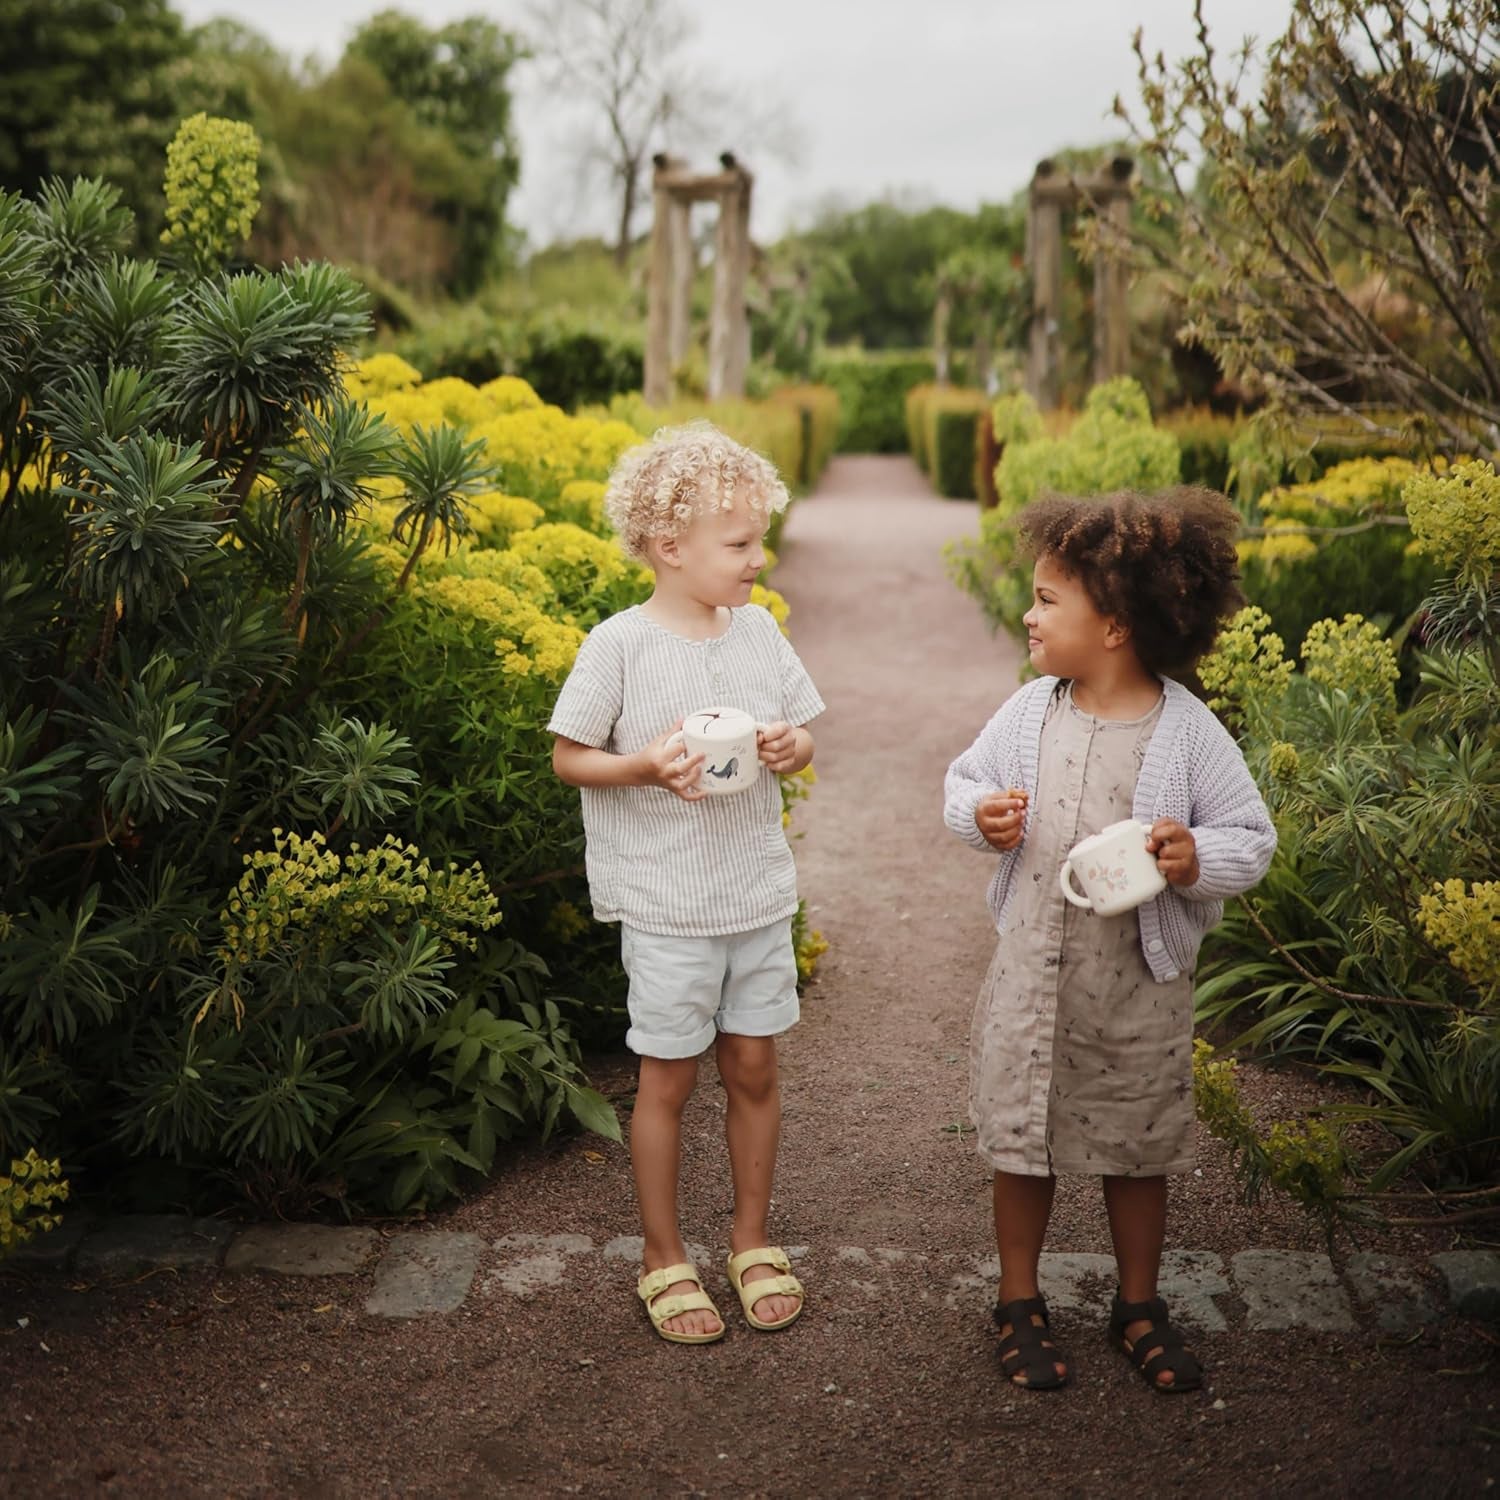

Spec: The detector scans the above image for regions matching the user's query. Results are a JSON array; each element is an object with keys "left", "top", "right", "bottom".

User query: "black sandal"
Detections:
[
  {"left": 1108, "top": 1293, "right": 1203, "bottom": 1393},
  {"left": 993, "top": 1295, "right": 1069, "bottom": 1390}
]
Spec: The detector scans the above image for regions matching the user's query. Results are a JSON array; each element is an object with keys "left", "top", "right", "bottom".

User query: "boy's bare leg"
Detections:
[
  {"left": 993, "top": 1170, "right": 1066, "bottom": 1383},
  {"left": 1102, "top": 1174, "right": 1178, "bottom": 1386},
  {"left": 632, "top": 1055, "right": 722, "bottom": 1337},
  {"left": 715, "top": 1032, "right": 800, "bottom": 1324}
]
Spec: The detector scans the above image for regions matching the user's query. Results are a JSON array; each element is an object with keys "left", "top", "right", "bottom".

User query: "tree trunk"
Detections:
[{"left": 614, "top": 164, "right": 639, "bottom": 268}]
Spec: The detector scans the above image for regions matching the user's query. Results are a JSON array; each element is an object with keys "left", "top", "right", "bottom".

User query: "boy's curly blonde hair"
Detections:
[{"left": 604, "top": 420, "right": 789, "bottom": 562}]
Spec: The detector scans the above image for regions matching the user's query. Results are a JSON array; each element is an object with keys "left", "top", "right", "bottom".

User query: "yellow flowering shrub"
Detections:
[
  {"left": 160, "top": 113, "right": 260, "bottom": 273},
  {"left": 346, "top": 353, "right": 423, "bottom": 399},
  {"left": 366, "top": 388, "right": 448, "bottom": 436},
  {"left": 467, "top": 491, "right": 545, "bottom": 548},
  {"left": 418, "top": 377, "right": 497, "bottom": 431},
  {"left": 479, "top": 375, "right": 544, "bottom": 413},
  {"left": 415, "top": 572, "right": 584, "bottom": 682},
  {"left": 1199, "top": 606, "right": 1294, "bottom": 722},
  {"left": 553, "top": 478, "right": 608, "bottom": 533},
  {"left": 1415, "top": 880, "right": 1500, "bottom": 1002},
  {"left": 1403, "top": 460, "right": 1500, "bottom": 581},
  {"left": 1236, "top": 456, "right": 1438, "bottom": 655},
  {"left": 0, "top": 1150, "right": 68, "bottom": 1257},
  {"left": 219, "top": 830, "right": 500, "bottom": 971},
  {"left": 752, "top": 583, "right": 790, "bottom": 629},
  {"left": 508, "top": 522, "right": 642, "bottom": 611},
  {"left": 1192, "top": 1040, "right": 1346, "bottom": 1216},
  {"left": 1300, "top": 614, "right": 1400, "bottom": 712}
]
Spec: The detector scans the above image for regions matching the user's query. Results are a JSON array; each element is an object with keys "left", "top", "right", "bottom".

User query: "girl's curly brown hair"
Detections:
[{"left": 1016, "top": 487, "right": 1245, "bottom": 676}]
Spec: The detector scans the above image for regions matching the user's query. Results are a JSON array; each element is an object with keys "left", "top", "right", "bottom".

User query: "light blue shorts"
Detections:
[{"left": 620, "top": 917, "right": 800, "bottom": 1059}]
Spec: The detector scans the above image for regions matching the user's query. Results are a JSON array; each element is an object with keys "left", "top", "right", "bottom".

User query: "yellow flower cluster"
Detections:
[
  {"left": 751, "top": 583, "right": 790, "bottom": 629},
  {"left": 480, "top": 375, "right": 544, "bottom": 413},
  {"left": 160, "top": 113, "right": 260, "bottom": 269},
  {"left": 1415, "top": 879, "right": 1500, "bottom": 999},
  {"left": 345, "top": 353, "right": 422, "bottom": 399},
  {"left": 1238, "top": 457, "right": 1419, "bottom": 571},
  {"left": 1300, "top": 614, "right": 1400, "bottom": 710},
  {"left": 554, "top": 479, "right": 607, "bottom": 531},
  {"left": 1267, "top": 740, "right": 1302, "bottom": 781},
  {"left": 467, "top": 491, "right": 545, "bottom": 548},
  {"left": 794, "top": 925, "right": 829, "bottom": 982},
  {"left": 1200, "top": 606, "right": 1295, "bottom": 717},
  {"left": 508, "top": 521, "right": 640, "bottom": 603},
  {"left": 1403, "top": 460, "right": 1500, "bottom": 575},
  {"left": 0, "top": 1150, "right": 68, "bottom": 1255},
  {"left": 416, "top": 573, "right": 584, "bottom": 682},
  {"left": 218, "top": 829, "right": 500, "bottom": 969}
]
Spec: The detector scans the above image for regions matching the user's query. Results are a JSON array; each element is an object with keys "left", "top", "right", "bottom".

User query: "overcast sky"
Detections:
[{"left": 173, "top": 0, "right": 1296, "bottom": 249}]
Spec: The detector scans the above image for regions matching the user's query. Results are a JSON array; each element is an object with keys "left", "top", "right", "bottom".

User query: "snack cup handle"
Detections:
[{"left": 1059, "top": 860, "right": 1094, "bottom": 910}]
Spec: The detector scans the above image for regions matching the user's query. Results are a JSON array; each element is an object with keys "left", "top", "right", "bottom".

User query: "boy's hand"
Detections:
[
  {"left": 975, "top": 789, "right": 1028, "bottom": 851},
  {"left": 1147, "top": 819, "right": 1200, "bottom": 886},
  {"left": 639, "top": 722, "right": 706, "bottom": 801},
  {"left": 756, "top": 720, "right": 800, "bottom": 773}
]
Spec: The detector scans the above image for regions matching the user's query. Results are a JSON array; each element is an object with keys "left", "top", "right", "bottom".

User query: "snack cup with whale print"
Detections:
[{"left": 666, "top": 707, "right": 765, "bottom": 796}]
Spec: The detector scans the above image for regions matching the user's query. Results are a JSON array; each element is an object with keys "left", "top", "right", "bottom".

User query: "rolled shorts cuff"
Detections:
[
  {"left": 624, "top": 1017, "right": 718, "bottom": 1059},
  {"left": 716, "top": 991, "right": 799, "bottom": 1039}
]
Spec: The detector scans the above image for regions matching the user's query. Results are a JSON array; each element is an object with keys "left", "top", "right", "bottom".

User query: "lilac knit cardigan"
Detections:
[{"left": 943, "top": 675, "right": 1277, "bottom": 983}]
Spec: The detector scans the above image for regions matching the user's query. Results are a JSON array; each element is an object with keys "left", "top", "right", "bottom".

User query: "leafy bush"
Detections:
[
  {"left": 1159, "top": 406, "right": 1239, "bottom": 491},
  {"left": 1236, "top": 457, "right": 1442, "bottom": 655},
  {"left": 812, "top": 349, "right": 934, "bottom": 452},
  {"left": 1194, "top": 465, "right": 1500, "bottom": 1226},
  {"left": 905, "top": 384, "right": 989, "bottom": 499},
  {"left": 767, "top": 383, "right": 841, "bottom": 489},
  {"left": 0, "top": 174, "right": 621, "bottom": 1218},
  {"left": 948, "top": 379, "right": 1182, "bottom": 638},
  {"left": 393, "top": 306, "right": 643, "bottom": 410}
]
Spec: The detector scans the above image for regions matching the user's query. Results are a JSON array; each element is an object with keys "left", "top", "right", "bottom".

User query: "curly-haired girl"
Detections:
[{"left": 943, "top": 487, "right": 1276, "bottom": 1394}]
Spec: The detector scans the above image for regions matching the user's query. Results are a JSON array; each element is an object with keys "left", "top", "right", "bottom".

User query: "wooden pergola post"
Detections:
[
  {"left": 644, "top": 154, "right": 754, "bottom": 406},
  {"left": 1024, "top": 155, "right": 1135, "bottom": 409}
]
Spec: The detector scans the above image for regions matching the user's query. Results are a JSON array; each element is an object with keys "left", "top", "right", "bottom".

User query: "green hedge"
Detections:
[
  {"left": 813, "top": 349, "right": 935, "bottom": 452},
  {"left": 905, "top": 383, "right": 990, "bottom": 498},
  {"left": 394, "top": 308, "right": 643, "bottom": 411},
  {"left": 768, "top": 383, "right": 843, "bottom": 489}
]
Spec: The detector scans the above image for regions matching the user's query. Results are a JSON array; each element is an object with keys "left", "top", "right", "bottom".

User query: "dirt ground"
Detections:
[{"left": 2, "top": 456, "right": 1496, "bottom": 1499}]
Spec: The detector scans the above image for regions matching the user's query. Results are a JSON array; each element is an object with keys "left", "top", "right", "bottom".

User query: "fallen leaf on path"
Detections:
[
  {"left": 583, "top": 1151, "right": 605, "bottom": 1163},
  {"left": 313, "top": 1303, "right": 335, "bottom": 1313}
]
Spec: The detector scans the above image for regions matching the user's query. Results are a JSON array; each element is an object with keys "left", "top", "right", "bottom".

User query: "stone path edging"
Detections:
[{"left": 8, "top": 1215, "right": 1497, "bottom": 1332}]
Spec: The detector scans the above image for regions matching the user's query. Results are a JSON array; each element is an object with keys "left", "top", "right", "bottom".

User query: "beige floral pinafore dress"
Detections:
[{"left": 969, "top": 684, "right": 1195, "bottom": 1178}]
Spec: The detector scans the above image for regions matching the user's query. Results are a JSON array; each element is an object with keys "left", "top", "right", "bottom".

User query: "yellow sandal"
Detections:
[
  {"left": 726, "top": 1246, "right": 805, "bottom": 1331},
  {"left": 637, "top": 1262, "right": 725, "bottom": 1345}
]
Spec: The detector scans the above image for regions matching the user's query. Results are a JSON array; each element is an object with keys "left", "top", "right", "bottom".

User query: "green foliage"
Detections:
[
  {"left": 948, "top": 379, "right": 1181, "bottom": 639},
  {"left": 0, "top": 1149, "right": 69, "bottom": 1257},
  {"left": 765, "top": 384, "right": 841, "bottom": 490},
  {"left": 0, "top": 174, "right": 619, "bottom": 1216},
  {"left": 1194, "top": 468, "right": 1500, "bottom": 1222},
  {"left": 904, "top": 384, "right": 989, "bottom": 498},
  {"left": 160, "top": 114, "right": 260, "bottom": 275},
  {"left": 0, "top": 0, "right": 197, "bottom": 250},
  {"left": 395, "top": 306, "right": 644, "bottom": 411},
  {"left": 1236, "top": 457, "right": 1442, "bottom": 656},
  {"left": 812, "top": 350, "right": 936, "bottom": 453}
]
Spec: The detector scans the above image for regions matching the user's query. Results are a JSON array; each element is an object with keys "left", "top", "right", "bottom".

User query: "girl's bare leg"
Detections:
[{"left": 993, "top": 1170, "right": 1066, "bottom": 1383}]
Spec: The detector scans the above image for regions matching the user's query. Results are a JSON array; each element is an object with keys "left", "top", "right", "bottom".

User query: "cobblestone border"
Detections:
[{"left": 6, "top": 1215, "right": 1498, "bottom": 1329}]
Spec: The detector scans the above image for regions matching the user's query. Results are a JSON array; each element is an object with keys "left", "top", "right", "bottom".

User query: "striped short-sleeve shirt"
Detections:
[{"left": 548, "top": 604, "right": 826, "bottom": 937}]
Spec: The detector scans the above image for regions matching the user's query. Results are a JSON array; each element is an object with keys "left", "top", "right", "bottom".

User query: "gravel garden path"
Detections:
[{"left": 2, "top": 455, "right": 1496, "bottom": 1498}]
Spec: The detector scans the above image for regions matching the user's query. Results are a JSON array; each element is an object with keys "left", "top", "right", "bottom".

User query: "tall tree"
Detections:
[
  {"left": 527, "top": 0, "right": 795, "bottom": 268},
  {"left": 1116, "top": 0, "right": 1500, "bottom": 460},
  {"left": 0, "top": 0, "right": 197, "bottom": 246},
  {"left": 346, "top": 10, "right": 526, "bottom": 292}
]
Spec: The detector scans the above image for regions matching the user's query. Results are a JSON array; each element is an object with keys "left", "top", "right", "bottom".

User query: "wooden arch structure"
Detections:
[
  {"left": 644, "top": 153, "right": 753, "bottom": 405},
  {"left": 1025, "top": 155, "right": 1135, "bottom": 409}
]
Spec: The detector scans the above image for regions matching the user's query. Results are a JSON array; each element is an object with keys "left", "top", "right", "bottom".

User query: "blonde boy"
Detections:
[{"left": 549, "top": 422, "right": 824, "bottom": 1344}]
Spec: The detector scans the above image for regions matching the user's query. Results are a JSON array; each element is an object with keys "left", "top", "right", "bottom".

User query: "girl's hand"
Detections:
[
  {"left": 638, "top": 721, "right": 706, "bottom": 801},
  {"left": 757, "top": 720, "right": 800, "bottom": 773},
  {"left": 976, "top": 789, "right": 1028, "bottom": 851},
  {"left": 1148, "top": 819, "right": 1200, "bottom": 886}
]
